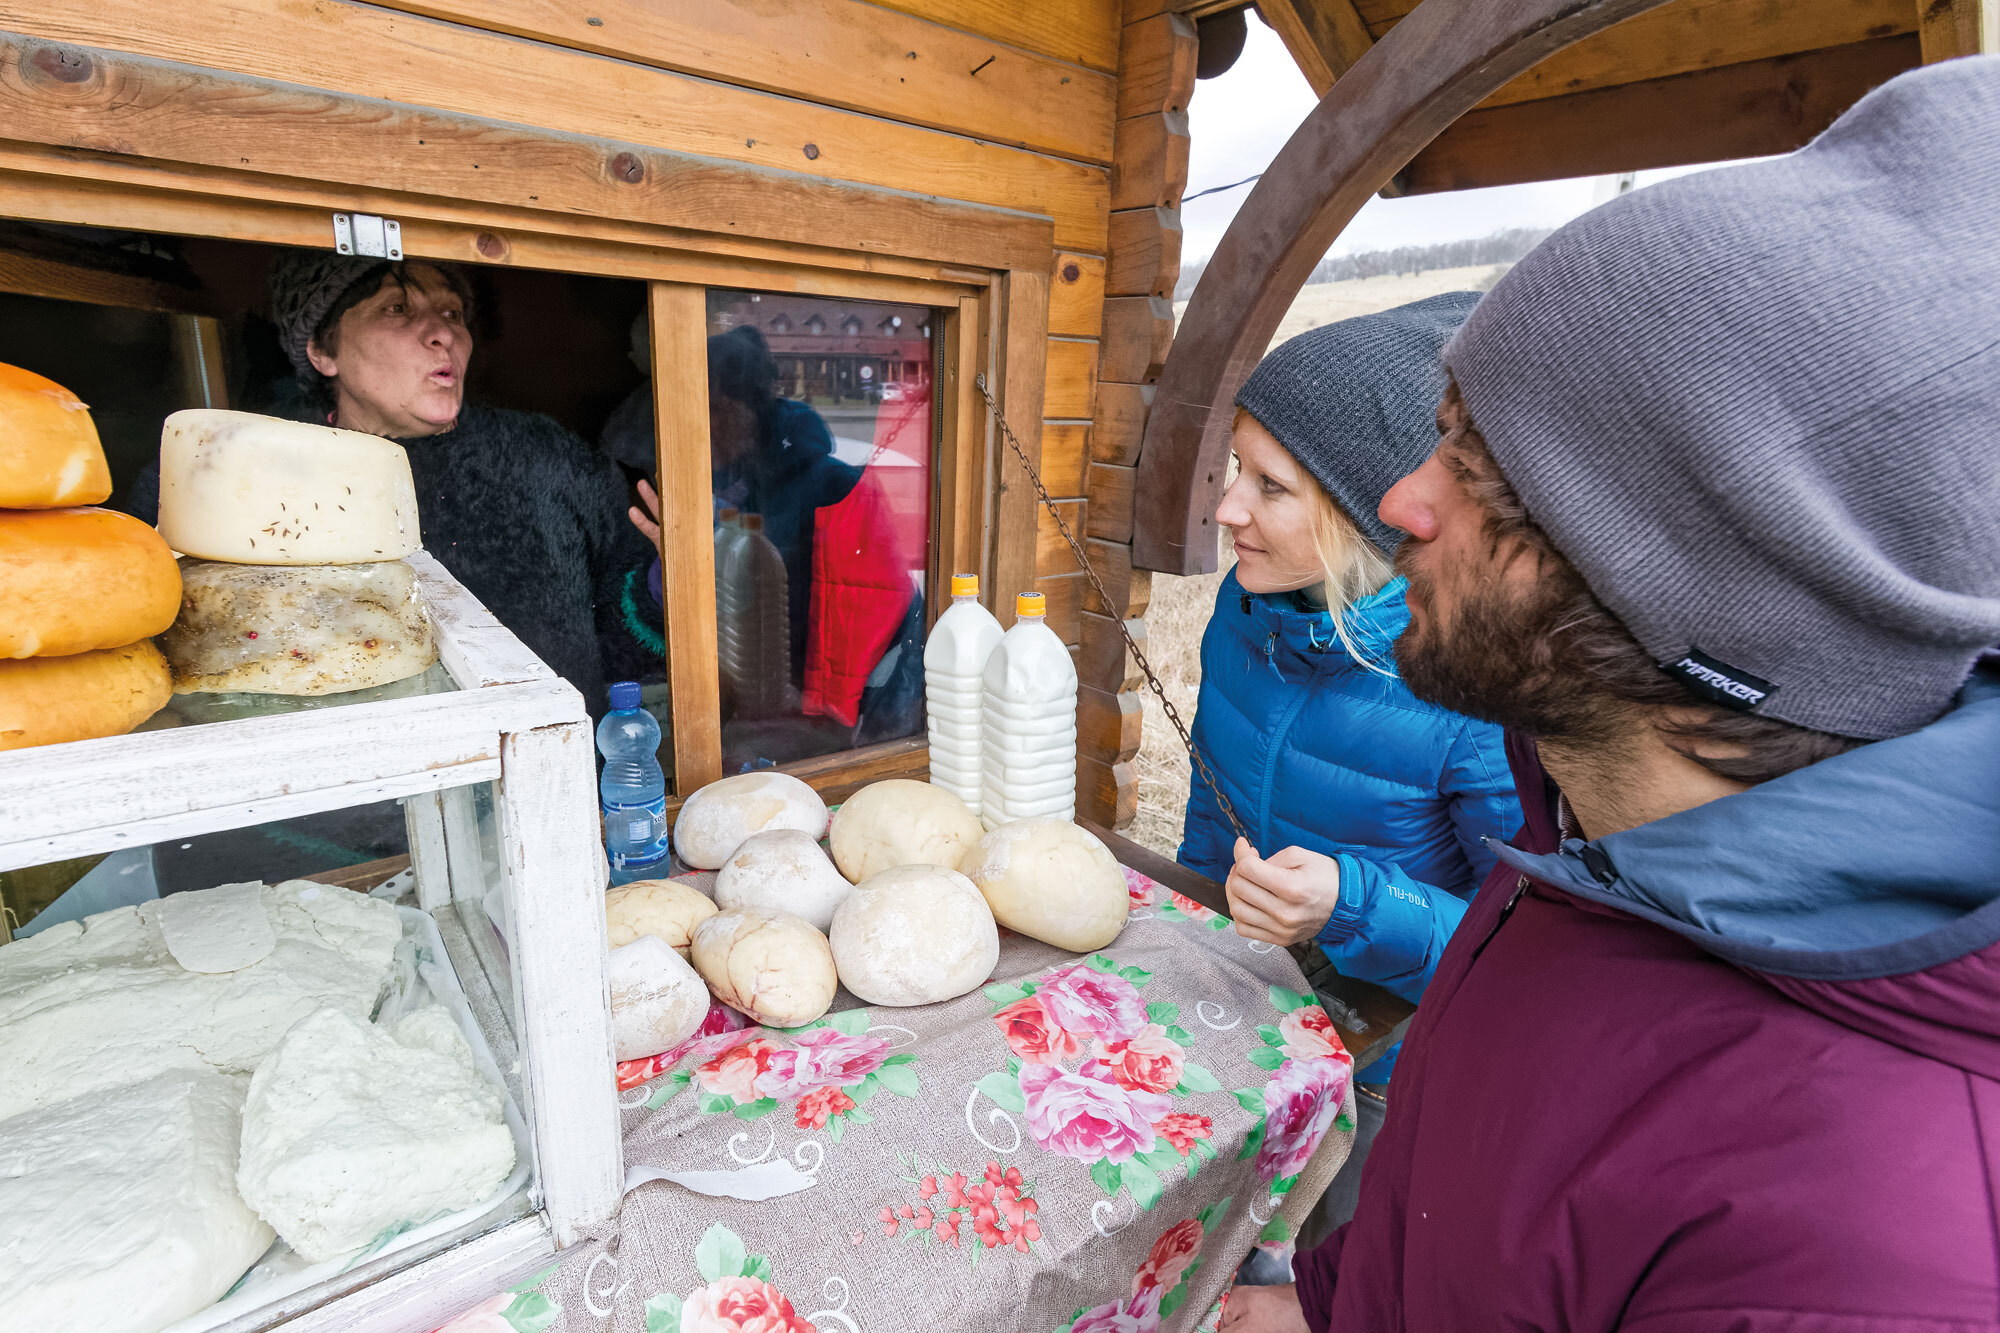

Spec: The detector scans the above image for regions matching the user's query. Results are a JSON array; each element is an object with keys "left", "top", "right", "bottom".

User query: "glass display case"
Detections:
[{"left": 0, "top": 553, "right": 615, "bottom": 1333}]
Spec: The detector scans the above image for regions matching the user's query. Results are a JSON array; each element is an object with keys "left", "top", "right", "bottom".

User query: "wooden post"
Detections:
[
  {"left": 990, "top": 267, "right": 1051, "bottom": 629},
  {"left": 1919, "top": 0, "right": 1996, "bottom": 59},
  {"left": 647, "top": 280, "right": 723, "bottom": 794}
]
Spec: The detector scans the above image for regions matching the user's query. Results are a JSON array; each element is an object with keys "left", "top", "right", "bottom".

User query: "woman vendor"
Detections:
[
  {"left": 126, "top": 251, "right": 660, "bottom": 716},
  {"left": 1180, "top": 293, "right": 1521, "bottom": 1232}
]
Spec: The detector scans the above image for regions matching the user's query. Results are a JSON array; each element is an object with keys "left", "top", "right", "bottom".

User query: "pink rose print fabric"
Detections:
[
  {"left": 1235, "top": 986, "right": 1356, "bottom": 1200},
  {"left": 1052, "top": 1198, "right": 1234, "bottom": 1333},
  {"left": 643, "top": 1008, "right": 918, "bottom": 1142},
  {"left": 641, "top": 1225, "right": 815, "bottom": 1333}
]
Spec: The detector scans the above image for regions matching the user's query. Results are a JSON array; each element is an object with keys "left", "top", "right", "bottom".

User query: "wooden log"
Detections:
[
  {"left": 1398, "top": 37, "right": 1920, "bottom": 195},
  {"left": 1045, "top": 337, "right": 1101, "bottom": 419},
  {"left": 1039, "top": 572, "right": 1085, "bottom": 644},
  {"left": 648, "top": 282, "right": 723, "bottom": 793},
  {"left": 1077, "top": 756, "right": 1139, "bottom": 827},
  {"left": 1106, "top": 205, "right": 1183, "bottom": 299},
  {"left": 1477, "top": 0, "right": 1914, "bottom": 109},
  {"left": 1078, "top": 611, "right": 1147, "bottom": 694},
  {"left": 1099, "top": 296, "right": 1175, "bottom": 384},
  {"left": 1116, "top": 12, "right": 1199, "bottom": 120},
  {"left": 1918, "top": 0, "right": 1995, "bottom": 59},
  {"left": 991, "top": 270, "right": 1051, "bottom": 628},
  {"left": 937, "top": 295, "right": 988, "bottom": 591},
  {"left": 1085, "top": 537, "right": 1152, "bottom": 618},
  {"left": 1036, "top": 499, "right": 1090, "bottom": 577},
  {"left": 1041, "top": 422, "right": 1090, "bottom": 497},
  {"left": 1079, "top": 684, "right": 1143, "bottom": 765},
  {"left": 1110, "top": 110, "right": 1190, "bottom": 212},
  {"left": 1136, "top": 0, "right": 1684, "bottom": 575},
  {"left": 4, "top": 0, "right": 1110, "bottom": 251},
  {"left": 0, "top": 35, "right": 1057, "bottom": 272},
  {"left": 1085, "top": 461, "right": 1136, "bottom": 542},
  {"left": 1092, "top": 381, "right": 1154, "bottom": 465},
  {"left": 371, "top": 0, "right": 1116, "bottom": 163},
  {"left": 1049, "top": 253, "right": 1108, "bottom": 338},
  {"left": 872, "top": 0, "right": 1122, "bottom": 73},
  {"left": 1255, "top": 0, "right": 1376, "bottom": 95}
]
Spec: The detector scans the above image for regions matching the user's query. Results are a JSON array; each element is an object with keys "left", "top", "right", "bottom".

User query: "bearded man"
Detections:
[{"left": 1220, "top": 56, "right": 2000, "bottom": 1332}]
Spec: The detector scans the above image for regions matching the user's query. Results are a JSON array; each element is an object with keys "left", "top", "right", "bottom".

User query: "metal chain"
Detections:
[{"left": 974, "top": 373, "right": 1253, "bottom": 848}]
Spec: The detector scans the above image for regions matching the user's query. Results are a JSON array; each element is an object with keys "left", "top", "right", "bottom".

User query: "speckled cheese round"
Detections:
[
  {"left": 608, "top": 934, "right": 710, "bottom": 1062},
  {"left": 689, "top": 907, "right": 836, "bottom": 1028},
  {"left": 962, "top": 818, "right": 1128, "bottom": 952},
  {"left": 714, "top": 828, "right": 854, "bottom": 932},
  {"left": 605, "top": 878, "right": 718, "bottom": 956},
  {"left": 827, "top": 778, "right": 984, "bottom": 883},
  {"left": 829, "top": 864, "right": 998, "bottom": 1007},
  {"left": 672, "top": 771, "right": 829, "bottom": 869}
]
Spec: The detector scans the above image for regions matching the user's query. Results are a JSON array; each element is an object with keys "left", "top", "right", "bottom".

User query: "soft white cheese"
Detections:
[
  {"left": 236, "top": 1006, "right": 516, "bottom": 1262},
  {"left": 0, "top": 879, "right": 401, "bottom": 1121},
  {"left": 0, "top": 1069, "right": 274, "bottom": 1333},
  {"left": 157, "top": 409, "right": 420, "bottom": 565},
  {"left": 156, "top": 880, "right": 277, "bottom": 973}
]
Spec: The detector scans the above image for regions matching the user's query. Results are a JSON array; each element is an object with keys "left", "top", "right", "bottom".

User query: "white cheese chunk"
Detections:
[
  {"left": 237, "top": 1007, "right": 516, "bottom": 1262},
  {"left": 0, "top": 1069, "right": 274, "bottom": 1333},
  {"left": 608, "top": 933, "right": 709, "bottom": 1062},
  {"left": 157, "top": 880, "right": 277, "bottom": 973},
  {"left": 157, "top": 409, "right": 420, "bottom": 565},
  {"left": 0, "top": 879, "right": 401, "bottom": 1121},
  {"left": 160, "top": 558, "right": 438, "bottom": 696}
]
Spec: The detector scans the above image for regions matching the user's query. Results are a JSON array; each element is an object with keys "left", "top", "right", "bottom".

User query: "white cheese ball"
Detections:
[
  {"left": 828, "top": 779, "right": 985, "bottom": 883},
  {"left": 605, "top": 878, "right": 718, "bottom": 957},
  {"left": 608, "top": 935, "right": 711, "bottom": 1062},
  {"left": 689, "top": 908, "right": 836, "bottom": 1028},
  {"left": 715, "top": 829, "right": 854, "bottom": 932},
  {"left": 673, "top": 772, "right": 829, "bottom": 869},
  {"left": 829, "top": 865, "right": 999, "bottom": 1007},
  {"left": 963, "top": 818, "right": 1129, "bottom": 953}
]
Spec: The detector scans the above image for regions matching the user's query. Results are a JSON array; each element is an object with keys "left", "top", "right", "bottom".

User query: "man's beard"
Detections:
[{"left": 1393, "top": 545, "right": 1621, "bottom": 744}]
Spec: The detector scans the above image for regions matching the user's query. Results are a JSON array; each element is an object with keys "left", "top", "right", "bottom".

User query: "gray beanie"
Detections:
[
  {"left": 1236, "top": 290, "right": 1478, "bottom": 553},
  {"left": 269, "top": 249, "right": 393, "bottom": 376},
  {"left": 1444, "top": 56, "right": 2000, "bottom": 742}
]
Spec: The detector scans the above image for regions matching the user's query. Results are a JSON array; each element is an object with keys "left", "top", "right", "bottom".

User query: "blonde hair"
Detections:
[{"left": 1306, "top": 480, "right": 1396, "bottom": 675}]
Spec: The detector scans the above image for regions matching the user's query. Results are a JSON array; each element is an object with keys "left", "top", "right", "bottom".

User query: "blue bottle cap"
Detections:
[{"left": 609, "top": 680, "right": 641, "bottom": 711}]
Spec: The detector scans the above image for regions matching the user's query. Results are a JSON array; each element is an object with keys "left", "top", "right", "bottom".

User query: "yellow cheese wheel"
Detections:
[
  {"left": 0, "top": 640, "right": 172, "bottom": 751},
  {"left": 0, "top": 508, "right": 182, "bottom": 659},
  {"left": 0, "top": 364, "right": 112, "bottom": 509}
]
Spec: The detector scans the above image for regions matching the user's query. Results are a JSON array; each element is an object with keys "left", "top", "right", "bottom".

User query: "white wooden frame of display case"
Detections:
[{"left": 0, "top": 552, "right": 617, "bottom": 1330}]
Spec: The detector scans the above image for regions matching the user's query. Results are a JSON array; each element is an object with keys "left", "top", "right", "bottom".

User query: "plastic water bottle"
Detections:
[
  {"left": 980, "top": 592, "right": 1078, "bottom": 829},
  {"left": 924, "top": 573, "right": 1004, "bottom": 815},
  {"left": 598, "top": 680, "right": 670, "bottom": 884}
]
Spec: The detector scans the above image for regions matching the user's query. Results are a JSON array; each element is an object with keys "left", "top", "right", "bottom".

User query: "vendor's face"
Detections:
[
  {"left": 708, "top": 393, "right": 758, "bottom": 472},
  {"left": 308, "top": 265, "right": 470, "bottom": 439},
  {"left": 1214, "top": 413, "right": 1320, "bottom": 594}
]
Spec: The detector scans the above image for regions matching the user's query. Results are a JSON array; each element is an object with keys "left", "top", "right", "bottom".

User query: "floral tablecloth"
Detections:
[{"left": 439, "top": 869, "right": 1356, "bottom": 1333}]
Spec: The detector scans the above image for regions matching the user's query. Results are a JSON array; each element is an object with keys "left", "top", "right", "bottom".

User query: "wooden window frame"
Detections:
[{"left": 0, "top": 145, "right": 1052, "bottom": 801}]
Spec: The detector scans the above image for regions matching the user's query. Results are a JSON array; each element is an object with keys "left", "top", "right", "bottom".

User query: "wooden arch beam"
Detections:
[{"left": 1133, "top": 0, "right": 1677, "bottom": 575}]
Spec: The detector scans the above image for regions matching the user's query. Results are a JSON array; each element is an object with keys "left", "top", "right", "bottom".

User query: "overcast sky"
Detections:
[{"left": 1182, "top": 13, "right": 1739, "bottom": 263}]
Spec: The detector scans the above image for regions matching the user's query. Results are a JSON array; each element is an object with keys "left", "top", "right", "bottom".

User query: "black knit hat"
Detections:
[{"left": 1235, "top": 290, "right": 1478, "bottom": 553}]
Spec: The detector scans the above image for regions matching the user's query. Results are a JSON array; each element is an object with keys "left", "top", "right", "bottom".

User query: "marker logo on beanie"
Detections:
[{"left": 1666, "top": 649, "right": 1776, "bottom": 711}]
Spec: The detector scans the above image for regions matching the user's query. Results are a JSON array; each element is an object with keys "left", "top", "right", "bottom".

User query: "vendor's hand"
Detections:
[
  {"left": 1226, "top": 839, "right": 1340, "bottom": 946},
  {"left": 1219, "top": 1282, "right": 1310, "bottom": 1333},
  {"left": 628, "top": 478, "right": 662, "bottom": 547}
]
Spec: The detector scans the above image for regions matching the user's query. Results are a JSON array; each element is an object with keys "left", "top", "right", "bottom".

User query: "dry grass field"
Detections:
[{"left": 1126, "top": 264, "right": 1507, "bottom": 859}]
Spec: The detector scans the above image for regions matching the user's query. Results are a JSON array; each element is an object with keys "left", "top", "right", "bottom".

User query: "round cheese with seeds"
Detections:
[
  {"left": 828, "top": 778, "right": 984, "bottom": 883},
  {"left": 689, "top": 907, "right": 835, "bottom": 1028},
  {"left": 672, "top": 772, "right": 828, "bottom": 870},
  {"left": 157, "top": 409, "right": 420, "bottom": 565},
  {"left": 0, "top": 641, "right": 171, "bottom": 751},
  {"left": 829, "top": 864, "right": 998, "bottom": 1007},
  {"left": 0, "top": 362, "right": 111, "bottom": 508},
  {"left": 605, "top": 878, "right": 717, "bottom": 957},
  {"left": 0, "top": 507, "right": 181, "bottom": 659},
  {"left": 962, "top": 818, "right": 1128, "bottom": 952},
  {"left": 714, "top": 828, "right": 853, "bottom": 931}
]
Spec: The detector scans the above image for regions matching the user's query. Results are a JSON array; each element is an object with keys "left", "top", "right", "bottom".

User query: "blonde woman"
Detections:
[{"left": 1179, "top": 293, "right": 1520, "bottom": 1228}]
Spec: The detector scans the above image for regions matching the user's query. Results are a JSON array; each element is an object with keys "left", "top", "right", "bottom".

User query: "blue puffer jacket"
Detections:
[{"left": 1179, "top": 571, "right": 1522, "bottom": 1077}]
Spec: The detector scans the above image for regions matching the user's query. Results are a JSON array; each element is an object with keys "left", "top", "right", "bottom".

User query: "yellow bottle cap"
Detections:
[
  {"left": 951, "top": 573, "right": 979, "bottom": 597},
  {"left": 1016, "top": 592, "right": 1046, "bottom": 617}
]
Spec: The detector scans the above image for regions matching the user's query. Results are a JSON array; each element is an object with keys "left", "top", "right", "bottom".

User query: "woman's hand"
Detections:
[
  {"left": 1218, "top": 1282, "right": 1310, "bottom": 1333},
  {"left": 628, "top": 478, "right": 662, "bottom": 546},
  {"left": 1226, "top": 839, "right": 1341, "bottom": 945}
]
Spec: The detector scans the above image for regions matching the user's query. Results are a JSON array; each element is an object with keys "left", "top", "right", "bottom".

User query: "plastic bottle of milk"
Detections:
[
  {"left": 924, "top": 573, "right": 1004, "bottom": 815},
  {"left": 980, "top": 591, "right": 1078, "bottom": 829}
]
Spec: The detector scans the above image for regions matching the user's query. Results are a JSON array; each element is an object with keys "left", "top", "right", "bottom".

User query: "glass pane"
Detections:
[{"left": 704, "top": 291, "right": 935, "bottom": 772}]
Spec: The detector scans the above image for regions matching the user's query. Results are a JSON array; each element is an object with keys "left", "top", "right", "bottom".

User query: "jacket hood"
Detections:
[
  {"left": 1495, "top": 661, "right": 2000, "bottom": 1075},
  {"left": 1232, "top": 570, "right": 1409, "bottom": 672}
]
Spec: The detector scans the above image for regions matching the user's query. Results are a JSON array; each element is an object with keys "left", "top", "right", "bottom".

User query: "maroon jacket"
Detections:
[{"left": 1295, "top": 667, "right": 2000, "bottom": 1331}]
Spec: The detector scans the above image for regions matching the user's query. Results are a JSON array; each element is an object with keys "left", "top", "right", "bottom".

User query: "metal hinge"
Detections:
[{"left": 332, "top": 212, "right": 404, "bottom": 261}]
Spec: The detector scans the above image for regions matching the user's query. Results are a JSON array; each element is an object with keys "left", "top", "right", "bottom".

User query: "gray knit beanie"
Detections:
[
  {"left": 1444, "top": 56, "right": 2000, "bottom": 742},
  {"left": 1236, "top": 290, "right": 1478, "bottom": 553},
  {"left": 269, "top": 249, "right": 392, "bottom": 376}
]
